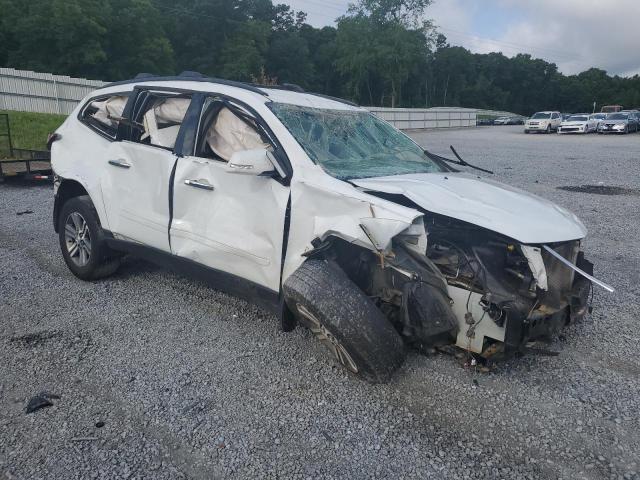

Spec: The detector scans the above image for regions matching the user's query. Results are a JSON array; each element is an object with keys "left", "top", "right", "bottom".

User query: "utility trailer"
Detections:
[{"left": 0, "top": 113, "right": 52, "bottom": 182}]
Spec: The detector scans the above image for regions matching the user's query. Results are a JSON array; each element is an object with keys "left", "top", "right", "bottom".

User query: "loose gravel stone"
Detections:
[{"left": 1, "top": 126, "right": 639, "bottom": 479}]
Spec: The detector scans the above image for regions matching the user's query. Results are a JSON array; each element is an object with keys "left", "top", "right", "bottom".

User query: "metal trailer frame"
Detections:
[{"left": 0, "top": 113, "right": 52, "bottom": 182}]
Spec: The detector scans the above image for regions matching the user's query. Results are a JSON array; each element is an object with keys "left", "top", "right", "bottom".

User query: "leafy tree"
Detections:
[
  {"left": 348, "top": 0, "right": 433, "bottom": 28},
  {"left": 3, "top": 0, "right": 108, "bottom": 78},
  {"left": 220, "top": 20, "right": 270, "bottom": 81},
  {"left": 335, "top": 16, "right": 379, "bottom": 104},
  {"left": 102, "top": 0, "right": 174, "bottom": 79},
  {"left": 265, "top": 30, "right": 313, "bottom": 86},
  {"left": 0, "top": 0, "right": 638, "bottom": 112}
]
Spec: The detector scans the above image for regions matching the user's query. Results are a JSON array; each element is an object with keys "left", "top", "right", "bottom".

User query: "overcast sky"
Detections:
[{"left": 282, "top": 0, "right": 640, "bottom": 77}]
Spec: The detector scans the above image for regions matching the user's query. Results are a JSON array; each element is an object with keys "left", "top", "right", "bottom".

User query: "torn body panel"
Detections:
[
  {"left": 282, "top": 176, "right": 425, "bottom": 283},
  {"left": 352, "top": 173, "right": 587, "bottom": 244},
  {"left": 286, "top": 175, "right": 601, "bottom": 358}
]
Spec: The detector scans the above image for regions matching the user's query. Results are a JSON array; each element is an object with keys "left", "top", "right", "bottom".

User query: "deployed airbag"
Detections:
[
  {"left": 91, "top": 96, "right": 128, "bottom": 127},
  {"left": 141, "top": 98, "right": 190, "bottom": 148},
  {"left": 206, "top": 107, "right": 270, "bottom": 161}
]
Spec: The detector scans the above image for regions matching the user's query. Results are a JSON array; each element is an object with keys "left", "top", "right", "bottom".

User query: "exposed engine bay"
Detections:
[{"left": 308, "top": 194, "right": 604, "bottom": 360}]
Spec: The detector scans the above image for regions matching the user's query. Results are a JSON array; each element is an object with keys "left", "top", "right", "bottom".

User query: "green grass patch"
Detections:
[
  {"left": 0, "top": 110, "right": 67, "bottom": 153},
  {"left": 477, "top": 114, "right": 499, "bottom": 120}
]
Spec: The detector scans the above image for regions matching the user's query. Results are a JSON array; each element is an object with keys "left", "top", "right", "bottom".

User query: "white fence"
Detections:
[
  {"left": 0, "top": 67, "right": 106, "bottom": 115},
  {"left": 1, "top": 67, "right": 487, "bottom": 130},
  {"left": 368, "top": 107, "right": 477, "bottom": 130}
]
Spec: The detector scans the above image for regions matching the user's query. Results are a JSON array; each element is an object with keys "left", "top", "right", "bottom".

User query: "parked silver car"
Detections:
[{"left": 598, "top": 112, "right": 639, "bottom": 134}]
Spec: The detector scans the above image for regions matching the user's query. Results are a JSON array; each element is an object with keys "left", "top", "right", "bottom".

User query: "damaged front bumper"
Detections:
[{"left": 381, "top": 236, "right": 609, "bottom": 358}]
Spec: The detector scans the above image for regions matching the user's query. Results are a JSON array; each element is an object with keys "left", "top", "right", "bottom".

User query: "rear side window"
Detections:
[
  {"left": 127, "top": 91, "right": 191, "bottom": 150},
  {"left": 80, "top": 94, "right": 129, "bottom": 139}
]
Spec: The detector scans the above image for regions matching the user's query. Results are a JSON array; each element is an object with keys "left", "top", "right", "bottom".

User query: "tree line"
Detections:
[{"left": 1, "top": 0, "right": 639, "bottom": 115}]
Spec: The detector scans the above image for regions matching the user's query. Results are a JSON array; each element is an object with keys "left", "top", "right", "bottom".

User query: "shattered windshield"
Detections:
[{"left": 268, "top": 103, "right": 445, "bottom": 180}]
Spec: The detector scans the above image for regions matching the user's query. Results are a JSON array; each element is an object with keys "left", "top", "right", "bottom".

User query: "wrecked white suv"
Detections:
[{"left": 49, "top": 73, "right": 612, "bottom": 382}]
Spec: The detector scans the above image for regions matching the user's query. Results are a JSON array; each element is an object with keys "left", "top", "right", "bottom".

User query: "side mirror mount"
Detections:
[{"left": 226, "top": 148, "right": 280, "bottom": 176}]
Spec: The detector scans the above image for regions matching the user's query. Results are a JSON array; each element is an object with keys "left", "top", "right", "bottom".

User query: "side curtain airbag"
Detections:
[{"left": 206, "top": 107, "right": 270, "bottom": 161}]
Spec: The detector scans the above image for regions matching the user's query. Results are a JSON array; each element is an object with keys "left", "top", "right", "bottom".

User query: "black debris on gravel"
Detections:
[
  {"left": 10, "top": 330, "right": 63, "bottom": 348},
  {"left": 25, "top": 392, "right": 60, "bottom": 414},
  {"left": 557, "top": 185, "right": 640, "bottom": 196}
]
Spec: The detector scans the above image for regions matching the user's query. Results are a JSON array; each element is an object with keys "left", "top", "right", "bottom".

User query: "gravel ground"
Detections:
[{"left": 1, "top": 126, "right": 639, "bottom": 480}]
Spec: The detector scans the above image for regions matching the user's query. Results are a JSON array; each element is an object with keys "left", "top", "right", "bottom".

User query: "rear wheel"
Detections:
[
  {"left": 284, "top": 259, "right": 406, "bottom": 383},
  {"left": 58, "top": 196, "right": 120, "bottom": 280}
]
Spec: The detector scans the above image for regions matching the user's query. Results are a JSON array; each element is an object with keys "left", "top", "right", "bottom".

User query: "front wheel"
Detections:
[
  {"left": 58, "top": 196, "right": 120, "bottom": 280},
  {"left": 546, "top": 125, "right": 551, "bottom": 133},
  {"left": 284, "top": 259, "right": 406, "bottom": 383}
]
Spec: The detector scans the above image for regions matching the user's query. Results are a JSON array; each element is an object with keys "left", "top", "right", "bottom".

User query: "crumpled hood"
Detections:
[
  {"left": 603, "top": 119, "right": 628, "bottom": 125},
  {"left": 352, "top": 173, "right": 587, "bottom": 244}
]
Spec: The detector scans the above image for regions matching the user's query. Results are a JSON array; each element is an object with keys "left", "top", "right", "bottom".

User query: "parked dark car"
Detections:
[
  {"left": 506, "top": 116, "right": 525, "bottom": 125},
  {"left": 477, "top": 118, "right": 495, "bottom": 126}
]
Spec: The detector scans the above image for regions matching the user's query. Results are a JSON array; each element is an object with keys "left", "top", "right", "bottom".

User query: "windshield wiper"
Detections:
[{"left": 424, "top": 146, "right": 494, "bottom": 175}]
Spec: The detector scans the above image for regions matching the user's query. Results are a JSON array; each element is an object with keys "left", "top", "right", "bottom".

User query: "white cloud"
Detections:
[
  {"left": 282, "top": 0, "right": 640, "bottom": 76},
  {"left": 438, "top": 0, "right": 640, "bottom": 76},
  {"left": 426, "top": 0, "right": 475, "bottom": 33}
]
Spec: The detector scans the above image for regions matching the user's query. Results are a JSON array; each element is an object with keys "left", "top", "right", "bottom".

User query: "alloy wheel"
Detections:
[
  {"left": 296, "top": 303, "right": 359, "bottom": 373},
  {"left": 64, "top": 212, "right": 92, "bottom": 267}
]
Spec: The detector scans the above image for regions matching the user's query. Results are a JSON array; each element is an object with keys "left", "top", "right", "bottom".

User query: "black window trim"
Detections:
[
  {"left": 123, "top": 86, "right": 195, "bottom": 154},
  {"left": 77, "top": 91, "right": 132, "bottom": 141},
  {"left": 188, "top": 91, "right": 293, "bottom": 185},
  {"left": 193, "top": 96, "right": 268, "bottom": 163},
  {"left": 107, "top": 84, "right": 293, "bottom": 185}
]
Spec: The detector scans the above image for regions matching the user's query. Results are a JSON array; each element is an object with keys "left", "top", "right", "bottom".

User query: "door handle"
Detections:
[
  {"left": 185, "top": 179, "right": 214, "bottom": 191},
  {"left": 108, "top": 159, "right": 131, "bottom": 169}
]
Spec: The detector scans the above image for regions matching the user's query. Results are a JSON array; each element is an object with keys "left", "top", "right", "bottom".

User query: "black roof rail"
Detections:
[
  {"left": 248, "top": 83, "right": 305, "bottom": 93},
  {"left": 102, "top": 74, "right": 269, "bottom": 97},
  {"left": 179, "top": 71, "right": 205, "bottom": 78},
  {"left": 281, "top": 83, "right": 305, "bottom": 93},
  {"left": 306, "top": 92, "right": 359, "bottom": 107}
]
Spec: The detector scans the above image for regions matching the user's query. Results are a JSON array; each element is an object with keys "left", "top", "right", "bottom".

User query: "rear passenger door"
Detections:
[{"left": 101, "top": 88, "right": 192, "bottom": 252}]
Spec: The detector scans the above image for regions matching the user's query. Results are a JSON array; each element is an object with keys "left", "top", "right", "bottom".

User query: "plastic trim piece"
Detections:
[{"left": 542, "top": 245, "right": 614, "bottom": 292}]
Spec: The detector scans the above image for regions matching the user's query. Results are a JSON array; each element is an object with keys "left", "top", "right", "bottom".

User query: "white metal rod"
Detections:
[{"left": 542, "top": 245, "right": 615, "bottom": 293}]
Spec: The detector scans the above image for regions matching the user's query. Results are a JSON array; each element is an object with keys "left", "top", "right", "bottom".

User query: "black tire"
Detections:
[
  {"left": 58, "top": 195, "right": 120, "bottom": 280},
  {"left": 524, "top": 130, "right": 529, "bottom": 134},
  {"left": 545, "top": 125, "right": 551, "bottom": 134},
  {"left": 283, "top": 259, "right": 406, "bottom": 383}
]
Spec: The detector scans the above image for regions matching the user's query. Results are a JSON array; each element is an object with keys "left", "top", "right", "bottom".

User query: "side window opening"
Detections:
[
  {"left": 81, "top": 95, "right": 128, "bottom": 139},
  {"left": 195, "top": 98, "right": 271, "bottom": 161},
  {"left": 129, "top": 92, "right": 191, "bottom": 150}
]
